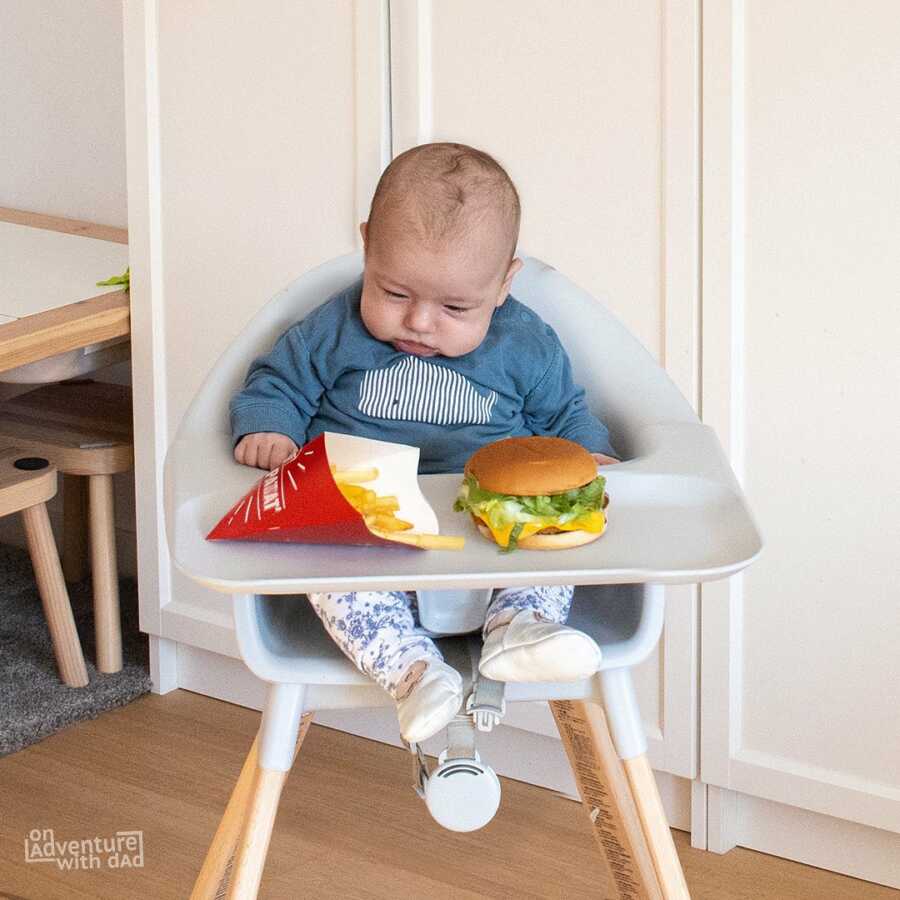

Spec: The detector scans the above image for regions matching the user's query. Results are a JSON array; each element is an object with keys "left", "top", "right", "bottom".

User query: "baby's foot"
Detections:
[
  {"left": 478, "top": 609, "right": 602, "bottom": 682},
  {"left": 396, "top": 660, "right": 464, "bottom": 744}
]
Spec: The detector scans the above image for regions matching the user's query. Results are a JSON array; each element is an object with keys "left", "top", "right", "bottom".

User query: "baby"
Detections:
[{"left": 231, "top": 143, "right": 618, "bottom": 745}]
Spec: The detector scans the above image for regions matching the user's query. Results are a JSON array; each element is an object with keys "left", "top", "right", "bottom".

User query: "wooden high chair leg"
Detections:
[
  {"left": 190, "top": 711, "right": 314, "bottom": 900},
  {"left": 62, "top": 474, "right": 89, "bottom": 583},
  {"left": 623, "top": 753, "right": 691, "bottom": 898},
  {"left": 21, "top": 502, "right": 89, "bottom": 687},
  {"left": 550, "top": 700, "right": 690, "bottom": 900},
  {"left": 88, "top": 473, "right": 122, "bottom": 672},
  {"left": 226, "top": 767, "right": 289, "bottom": 900}
]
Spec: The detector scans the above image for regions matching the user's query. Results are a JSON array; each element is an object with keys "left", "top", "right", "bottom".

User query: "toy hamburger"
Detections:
[{"left": 454, "top": 436, "right": 609, "bottom": 551}]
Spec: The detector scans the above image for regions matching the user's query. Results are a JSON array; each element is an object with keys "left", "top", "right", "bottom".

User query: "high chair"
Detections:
[{"left": 165, "top": 252, "right": 762, "bottom": 899}]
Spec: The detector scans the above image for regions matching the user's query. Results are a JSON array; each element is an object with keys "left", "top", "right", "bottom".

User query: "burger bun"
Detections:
[{"left": 465, "top": 436, "right": 597, "bottom": 495}]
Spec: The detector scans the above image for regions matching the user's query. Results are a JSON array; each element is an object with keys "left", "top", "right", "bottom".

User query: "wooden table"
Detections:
[{"left": 0, "top": 208, "right": 131, "bottom": 379}]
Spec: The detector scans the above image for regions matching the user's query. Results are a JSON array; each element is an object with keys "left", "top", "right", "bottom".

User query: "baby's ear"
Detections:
[
  {"left": 502, "top": 257, "right": 524, "bottom": 290},
  {"left": 359, "top": 222, "right": 368, "bottom": 245}
]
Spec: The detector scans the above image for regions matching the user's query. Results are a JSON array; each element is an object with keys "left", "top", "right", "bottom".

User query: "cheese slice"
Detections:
[{"left": 476, "top": 510, "right": 606, "bottom": 548}]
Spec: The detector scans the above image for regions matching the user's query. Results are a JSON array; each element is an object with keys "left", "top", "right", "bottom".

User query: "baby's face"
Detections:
[{"left": 359, "top": 222, "right": 521, "bottom": 358}]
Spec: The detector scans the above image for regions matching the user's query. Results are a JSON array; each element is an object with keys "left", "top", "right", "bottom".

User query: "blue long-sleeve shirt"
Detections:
[{"left": 230, "top": 278, "right": 615, "bottom": 474}]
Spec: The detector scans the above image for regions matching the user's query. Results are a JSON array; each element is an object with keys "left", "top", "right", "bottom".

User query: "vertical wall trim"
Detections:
[
  {"left": 122, "top": 0, "right": 174, "bottom": 690},
  {"left": 415, "top": 0, "right": 433, "bottom": 144},
  {"left": 384, "top": 1, "right": 394, "bottom": 165},
  {"left": 660, "top": 0, "right": 702, "bottom": 785},
  {"left": 662, "top": 0, "right": 701, "bottom": 413},
  {"left": 388, "top": 0, "right": 434, "bottom": 155},
  {"left": 729, "top": 0, "right": 746, "bottom": 484},
  {"left": 699, "top": 0, "right": 740, "bottom": 792},
  {"left": 354, "top": 0, "right": 393, "bottom": 243}
]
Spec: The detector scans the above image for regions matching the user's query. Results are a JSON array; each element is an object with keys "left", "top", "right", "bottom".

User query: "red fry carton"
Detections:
[{"left": 206, "top": 432, "right": 442, "bottom": 549}]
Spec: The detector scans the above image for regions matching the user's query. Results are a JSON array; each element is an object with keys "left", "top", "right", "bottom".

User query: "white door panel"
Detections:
[{"left": 701, "top": 0, "right": 900, "bottom": 848}]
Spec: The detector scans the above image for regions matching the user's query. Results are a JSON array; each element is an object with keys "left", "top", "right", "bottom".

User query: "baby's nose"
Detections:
[{"left": 404, "top": 300, "right": 435, "bottom": 333}]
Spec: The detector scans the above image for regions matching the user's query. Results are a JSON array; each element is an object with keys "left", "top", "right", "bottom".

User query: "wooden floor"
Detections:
[{"left": 0, "top": 690, "right": 896, "bottom": 900}]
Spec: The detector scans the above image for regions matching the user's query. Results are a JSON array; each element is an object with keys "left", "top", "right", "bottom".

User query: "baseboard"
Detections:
[
  {"left": 731, "top": 790, "right": 900, "bottom": 889},
  {"left": 172, "top": 642, "right": 692, "bottom": 831}
]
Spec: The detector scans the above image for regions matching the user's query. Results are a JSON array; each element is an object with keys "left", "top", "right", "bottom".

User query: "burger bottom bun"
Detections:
[{"left": 475, "top": 521, "right": 605, "bottom": 551}]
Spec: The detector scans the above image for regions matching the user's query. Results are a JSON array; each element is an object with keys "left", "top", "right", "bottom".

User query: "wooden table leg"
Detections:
[
  {"left": 191, "top": 713, "right": 314, "bottom": 900},
  {"left": 551, "top": 699, "right": 689, "bottom": 899}
]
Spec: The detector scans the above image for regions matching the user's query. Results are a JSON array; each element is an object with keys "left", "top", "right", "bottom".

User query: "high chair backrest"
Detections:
[{"left": 175, "top": 251, "right": 697, "bottom": 458}]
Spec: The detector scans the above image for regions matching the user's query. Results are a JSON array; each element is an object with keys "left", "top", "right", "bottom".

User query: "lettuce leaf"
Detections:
[{"left": 454, "top": 473, "right": 608, "bottom": 551}]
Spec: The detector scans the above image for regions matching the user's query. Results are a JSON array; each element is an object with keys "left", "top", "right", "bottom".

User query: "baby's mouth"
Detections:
[{"left": 393, "top": 339, "right": 438, "bottom": 357}]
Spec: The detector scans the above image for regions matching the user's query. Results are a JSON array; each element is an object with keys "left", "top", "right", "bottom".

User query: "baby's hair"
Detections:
[{"left": 366, "top": 142, "right": 521, "bottom": 267}]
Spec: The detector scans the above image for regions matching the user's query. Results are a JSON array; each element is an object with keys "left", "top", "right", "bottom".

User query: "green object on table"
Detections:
[{"left": 97, "top": 267, "right": 130, "bottom": 291}]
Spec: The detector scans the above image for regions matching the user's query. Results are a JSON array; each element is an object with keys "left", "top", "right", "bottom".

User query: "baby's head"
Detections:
[{"left": 359, "top": 142, "right": 523, "bottom": 358}]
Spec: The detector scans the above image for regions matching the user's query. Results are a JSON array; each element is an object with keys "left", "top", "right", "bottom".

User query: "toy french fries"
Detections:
[{"left": 208, "top": 433, "right": 463, "bottom": 550}]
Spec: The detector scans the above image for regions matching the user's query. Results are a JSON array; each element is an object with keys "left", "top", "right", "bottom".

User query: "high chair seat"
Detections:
[
  {"left": 166, "top": 251, "right": 762, "bottom": 900},
  {"left": 239, "top": 583, "right": 657, "bottom": 689}
]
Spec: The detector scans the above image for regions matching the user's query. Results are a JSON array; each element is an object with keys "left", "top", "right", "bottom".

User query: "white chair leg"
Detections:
[{"left": 225, "top": 684, "right": 307, "bottom": 900}]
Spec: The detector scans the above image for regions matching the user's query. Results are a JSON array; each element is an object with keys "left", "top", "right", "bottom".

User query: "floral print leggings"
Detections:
[{"left": 307, "top": 585, "right": 574, "bottom": 698}]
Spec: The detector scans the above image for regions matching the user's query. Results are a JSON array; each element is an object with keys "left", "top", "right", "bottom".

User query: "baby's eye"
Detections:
[
  {"left": 385, "top": 290, "right": 408, "bottom": 299},
  {"left": 444, "top": 304, "right": 467, "bottom": 314}
]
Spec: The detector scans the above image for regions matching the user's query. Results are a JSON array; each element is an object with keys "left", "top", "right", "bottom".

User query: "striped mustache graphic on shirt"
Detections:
[{"left": 358, "top": 356, "right": 498, "bottom": 425}]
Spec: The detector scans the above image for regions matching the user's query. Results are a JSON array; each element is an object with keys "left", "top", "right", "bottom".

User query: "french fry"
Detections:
[
  {"left": 373, "top": 513, "right": 413, "bottom": 532},
  {"left": 370, "top": 529, "right": 465, "bottom": 550},
  {"left": 332, "top": 466, "right": 459, "bottom": 547},
  {"left": 331, "top": 466, "right": 379, "bottom": 484}
]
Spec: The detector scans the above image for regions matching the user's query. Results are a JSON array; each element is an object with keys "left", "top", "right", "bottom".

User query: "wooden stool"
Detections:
[
  {"left": 0, "top": 448, "right": 88, "bottom": 687},
  {"left": 0, "top": 381, "right": 133, "bottom": 673}
]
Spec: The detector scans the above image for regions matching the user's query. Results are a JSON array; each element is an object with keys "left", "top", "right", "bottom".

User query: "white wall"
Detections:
[{"left": 0, "top": 0, "right": 127, "bottom": 227}]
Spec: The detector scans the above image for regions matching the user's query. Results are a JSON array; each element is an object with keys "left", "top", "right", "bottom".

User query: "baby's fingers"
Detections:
[
  {"left": 234, "top": 437, "right": 256, "bottom": 467},
  {"left": 269, "top": 439, "right": 298, "bottom": 469},
  {"left": 257, "top": 437, "right": 280, "bottom": 470}
]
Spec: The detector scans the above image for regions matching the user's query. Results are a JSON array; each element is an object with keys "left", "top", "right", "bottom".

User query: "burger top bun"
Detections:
[{"left": 464, "top": 436, "right": 597, "bottom": 496}]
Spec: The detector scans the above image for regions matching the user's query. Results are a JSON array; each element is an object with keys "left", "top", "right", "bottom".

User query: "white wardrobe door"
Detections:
[
  {"left": 701, "top": 0, "right": 900, "bottom": 860},
  {"left": 390, "top": 0, "right": 702, "bottom": 779}
]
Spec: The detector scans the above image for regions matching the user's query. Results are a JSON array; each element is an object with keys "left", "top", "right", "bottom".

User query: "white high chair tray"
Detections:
[{"left": 166, "top": 421, "right": 762, "bottom": 595}]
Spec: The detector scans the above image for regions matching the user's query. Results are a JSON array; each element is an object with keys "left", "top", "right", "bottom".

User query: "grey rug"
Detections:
[{"left": 0, "top": 542, "right": 151, "bottom": 756}]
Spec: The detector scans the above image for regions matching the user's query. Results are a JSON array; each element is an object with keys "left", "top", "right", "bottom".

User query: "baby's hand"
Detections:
[
  {"left": 234, "top": 432, "right": 298, "bottom": 470},
  {"left": 591, "top": 452, "right": 620, "bottom": 466}
]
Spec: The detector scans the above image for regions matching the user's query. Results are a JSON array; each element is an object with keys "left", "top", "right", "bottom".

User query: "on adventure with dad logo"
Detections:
[{"left": 24, "top": 828, "right": 144, "bottom": 871}]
